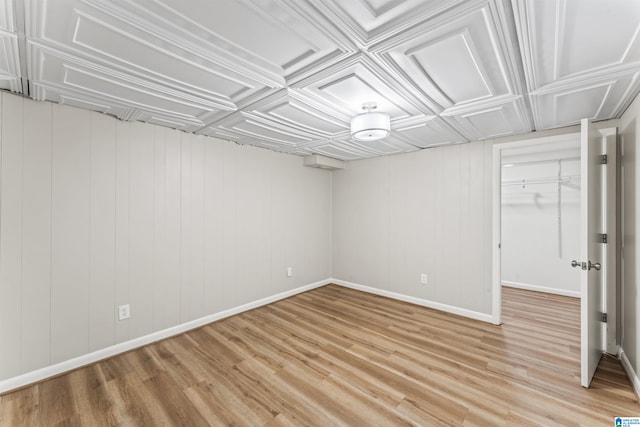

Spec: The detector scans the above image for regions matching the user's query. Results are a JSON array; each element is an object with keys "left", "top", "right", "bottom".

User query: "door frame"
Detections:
[
  {"left": 601, "top": 127, "right": 618, "bottom": 355},
  {"left": 492, "top": 131, "right": 581, "bottom": 324},
  {"left": 491, "top": 125, "right": 618, "bottom": 355}
]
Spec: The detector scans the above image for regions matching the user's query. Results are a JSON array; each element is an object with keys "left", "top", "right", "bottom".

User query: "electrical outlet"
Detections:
[
  {"left": 287, "top": 267, "right": 293, "bottom": 277},
  {"left": 118, "top": 304, "right": 130, "bottom": 321},
  {"left": 420, "top": 274, "right": 428, "bottom": 285}
]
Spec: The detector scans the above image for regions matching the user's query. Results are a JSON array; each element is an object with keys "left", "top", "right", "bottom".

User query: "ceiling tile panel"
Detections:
[
  {"left": 287, "top": 0, "right": 465, "bottom": 46},
  {"left": 409, "top": 31, "right": 493, "bottom": 104},
  {"left": 347, "top": 136, "right": 420, "bottom": 155},
  {"left": 514, "top": 0, "right": 640, "bottom": 89},
  {"left": 200, "top": 111, "right": 325, "bottom": 150},
  {"left": 296, "top": 134, "right": 422, "bottom": 161},
  {"left": 0, "top": 29, "right": 20, "bottom": 91},
  {"left": 83, "top": 0, "right": 353, "bottom": 85},
  {"left": 372, "top": 0, "right": 524, "bottom": 113},
  {"left": 240, "top": 89, "right": 352, "bottom": 136},
  {"left": 392, "top": 116, "right": 466, "bottom": 148},
  {"left": 0, "top": 0, "right": 15, "bottom": 31},
  {"left": 298, "top": 141, "right": 377, "bottom": 161},
  {"left": 443, "top": 96, "right": 531, "bottom": 140},
  {"left": 293, "top": 54, "right": 433, "bottom": 118},
  {"left": 559, "top": 1, "right": 640, "bottom": 78},
  {"left": 531, "top": 73, "right": 640, "bottom": 129},
  {"left": 515, "top": 0, "right": 640, "bottom": 128},
  {"left": 29, "top": 46, "right": 227, "bottom": 129},
  {"left": 29, "top": 0, "right": 274, "bottom": 110},
  {"left": 70, "top": 13, "right": 250, "bottom": 105},
  {"left": 57, "top": 94, "right": 112, "bottom": 114}
]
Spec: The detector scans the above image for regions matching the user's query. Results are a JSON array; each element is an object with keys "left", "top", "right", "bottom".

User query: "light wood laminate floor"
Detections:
[{"left": 1, "top": 285, "right": 638, "bottom": 426}]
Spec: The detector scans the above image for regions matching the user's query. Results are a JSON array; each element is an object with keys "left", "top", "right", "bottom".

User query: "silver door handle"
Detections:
[
  {"left": 571, "top": 260, "right": 580, "bottom": 268},
  {"left": 588, "top": 261, "right": 601, "bottom": 271}
]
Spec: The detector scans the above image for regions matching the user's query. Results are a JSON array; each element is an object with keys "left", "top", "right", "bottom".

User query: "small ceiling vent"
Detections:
[{"left": 303, "top": 154, "right": 346, "bottom": 170}]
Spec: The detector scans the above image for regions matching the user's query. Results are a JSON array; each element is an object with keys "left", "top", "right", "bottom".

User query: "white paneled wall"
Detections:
[
  {"left": 0, "top": 92, "right": 331, "bottom": 382},
  {"left": 332, "top": 142, "right": 493, "bottom": 315}
]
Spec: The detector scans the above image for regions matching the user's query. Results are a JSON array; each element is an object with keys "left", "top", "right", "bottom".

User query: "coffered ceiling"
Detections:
[{"left": 1, "top": 0, "right": 639, "bottom": 160}]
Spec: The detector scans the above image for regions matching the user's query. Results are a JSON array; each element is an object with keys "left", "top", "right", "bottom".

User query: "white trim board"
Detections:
[
  {"left": 620, "top": 348, "right": 640, "bottom": 400},
  {"left": 0, "top": 279, "right": 331, "bottom": 395},
  {"left": 502, "top": 281, "right": 581, "bottom": 298},
  {"left": 331, "top": 279, "right": 494, "bottom": 324}
]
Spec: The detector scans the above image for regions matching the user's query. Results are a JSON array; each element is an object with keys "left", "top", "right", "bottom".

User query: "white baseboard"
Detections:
[
  {"left": 331, "top": 279, "right": 494, "bottom": 324},
  {"left": 619, "top": 347, "right": 640, "bottom": 400},
  {"left": 0, "top": 279, "right": 331, "bottom": 395},
  {"left": 502, "top": 281, "right": 581, "bottom": 298}
]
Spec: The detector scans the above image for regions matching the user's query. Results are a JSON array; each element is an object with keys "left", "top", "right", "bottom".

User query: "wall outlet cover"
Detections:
[{"left": 118, "top": 304, "right": 130, "bottom": 321}]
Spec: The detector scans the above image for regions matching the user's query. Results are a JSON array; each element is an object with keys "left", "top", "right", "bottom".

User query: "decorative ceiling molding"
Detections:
[
  {"left": 370, "top": 0, "right": 529, "bottom": 121},
  {"left": 391, "top": 116, "right": 467, "bottom": 148},
  {"left": 443, "top": 95, "right": 531, "bottom": 139},
  {"left": 530, "top": 73, "right": 640, "bottom": 129},
  {"left": 513, "top": 0, "right": 640, "bottom": 130},
  {"left": 292, "top": 52, "right": 434, "bottom": 118},
  {"left": 0, "top": 0, "right": 20, "bottom": 92},
  {"left": 283, "top": 0, "right": 468, "bottom": 48},
  {"left": 0, "top": 0, "right": 15, "bottom": 31},
  {"left": 1, "top": 0, "right": 639, "bottom": 160},
  {"left": 0, "top": 28, "right": 20, "bottom": 92}
]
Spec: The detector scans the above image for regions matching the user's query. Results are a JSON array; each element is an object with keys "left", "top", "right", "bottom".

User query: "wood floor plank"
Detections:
[{"left": 1, "top": 284, "right": 638, "bottom": 426}]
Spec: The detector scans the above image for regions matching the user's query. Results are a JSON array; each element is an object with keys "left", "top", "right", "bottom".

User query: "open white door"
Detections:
[
  {"left": 577, "top": 118, "right": 605, "bottom": 388},
  {"left": 602, "top": 129, "right": 618, "bottom": 356}
]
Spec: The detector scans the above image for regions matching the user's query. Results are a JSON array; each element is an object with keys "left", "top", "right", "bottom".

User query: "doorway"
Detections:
[
  {"left": 491, "top": 126, "right": 619, "bottom": 387},
  {"left": 491, "top": 131, "right": 583, "bottom": 326},
  {"left": 500, "top": 137, "right": 581, "bottom": 299}
]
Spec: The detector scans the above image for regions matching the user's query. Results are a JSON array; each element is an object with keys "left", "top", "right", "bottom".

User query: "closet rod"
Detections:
[
  {"left": 502, "top": 156, "right": 580, "bottom": 168},
  {"left": 501, "top": 177, "right": 575, "bottom": 187}
]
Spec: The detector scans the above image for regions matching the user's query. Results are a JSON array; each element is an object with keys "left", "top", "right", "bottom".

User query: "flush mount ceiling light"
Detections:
[{"left": 350, "top": 102, "right": 390, "bottom": 141}]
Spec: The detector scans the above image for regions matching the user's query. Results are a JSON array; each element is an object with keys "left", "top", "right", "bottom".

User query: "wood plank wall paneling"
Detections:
[
  {"left": 21, "top": 99, "right": 52, "bottom": 372},
  {"left": 89, "top": 111, "right": 116, "bottom": 352},
  {"left": 114, "top": 119, "right": 131, "bottom": 344},
  {"left": 153, "top": 125, "right": 168, "bottom": 330},
  {"left": 129, "top": 122, "right": 155, "bottom": 338},
  {"left": 236, "top": 147, "right": 272, "bottom": 303},
  {"left": 0, "top": 285, "right": 637, "bottom": 425},
  {"left": 161, "top": 127, "right": 182, "bottom": 327},
  {"left": 180, "top": 132, "right": 192, "bottom": 322},
  {"left": 0, "top": 92, "right": 23, "bottom": 378},
  {"left": 0, "top": 92, "right": 331, "bottom": 383},
  {"left": 222, "top": 140, "right": 238, "bottom": 308},
  {"left": 203, "top": 139, "right": 224, "bottom": 314},
  {"left": 189, "top": 135, "right": 206, "bottom": 320}
]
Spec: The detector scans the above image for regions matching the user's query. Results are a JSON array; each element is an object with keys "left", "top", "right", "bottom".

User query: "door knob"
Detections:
[
  {"left": 571, "top": 260, "right": 580, "bottom": 268},
  {"left": 588, "top": 261, "right": 601, "bottom": 271}
]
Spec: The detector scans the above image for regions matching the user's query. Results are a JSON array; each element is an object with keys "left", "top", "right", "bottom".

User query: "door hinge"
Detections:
[
  {"left": 601, "top": 154, "right": 608, "bottom": 165},
  {"left": 601, "top": 312, "right": 608, "bottom": 323},
  {"left": 601, "top": 233, "right": 608, "bottom": 244}
]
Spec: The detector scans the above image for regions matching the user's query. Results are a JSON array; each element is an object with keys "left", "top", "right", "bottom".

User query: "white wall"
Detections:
[
  {"left": 620, "top": 92, "right": 640, "bottom": 394},
  {"left": 0, "top": 92, "right": 332, "bottom": 382},
  {"left": 332, "top": 141, "right": 493, "bottom": 316},
  {"left": 501, "top": 158, "right": 581, "bottom": 295}
]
